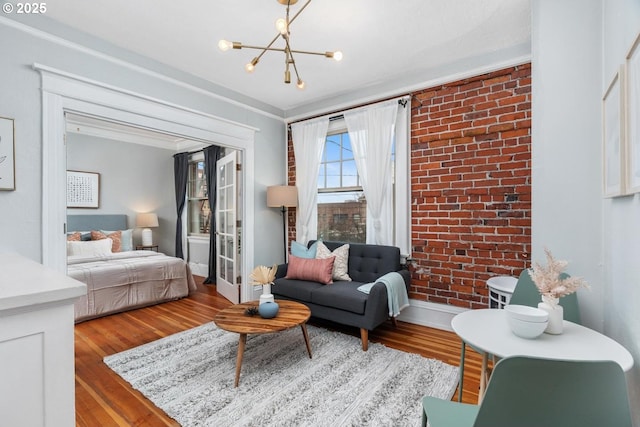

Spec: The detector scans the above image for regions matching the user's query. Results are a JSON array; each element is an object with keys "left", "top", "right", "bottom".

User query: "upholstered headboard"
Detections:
[{"left": 67, "top": 214, "right": 128, "bottom": 232}]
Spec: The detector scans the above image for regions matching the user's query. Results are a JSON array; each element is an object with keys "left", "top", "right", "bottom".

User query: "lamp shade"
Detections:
[
  {"left": 267, "top": 185, "right": 297, "bottom": 207},
  {"left": 136, "top": 213, "right": 159, "bottom": 228}
]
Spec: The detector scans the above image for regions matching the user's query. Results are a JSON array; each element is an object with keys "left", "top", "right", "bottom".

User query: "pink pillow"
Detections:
[{"left": 286, "top": 254, "right": 336, "bottom": 285}]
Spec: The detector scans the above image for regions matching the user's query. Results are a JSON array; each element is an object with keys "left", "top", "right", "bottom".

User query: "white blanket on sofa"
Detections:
[{"left": 357, "top": 271, "right": 409, "bottom": 317}]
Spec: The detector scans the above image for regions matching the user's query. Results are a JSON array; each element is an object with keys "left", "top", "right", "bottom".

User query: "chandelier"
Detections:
[{"left": 218, "top": 0, "right": 342, "bottom": 90}]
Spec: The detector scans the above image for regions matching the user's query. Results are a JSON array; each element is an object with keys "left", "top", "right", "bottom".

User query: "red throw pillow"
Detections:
[{"left": 286, "top": 254, "right": 336, "bottom": 285}]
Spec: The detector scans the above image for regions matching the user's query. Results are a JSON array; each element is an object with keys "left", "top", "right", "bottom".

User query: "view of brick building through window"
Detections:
[{"left": 317, "top": 194, "right": 367, "bottom": 243}]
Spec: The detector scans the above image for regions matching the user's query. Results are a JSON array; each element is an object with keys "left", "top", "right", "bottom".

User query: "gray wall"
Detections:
[
  {"left": 533, "top": 0, "right": 640, "bottom": 423},
  {"left": 0, "top": 16, "right": 286, "bottom": 268},
  {"left": 66, "top": 133, "right": 175, "bottom": 254}
]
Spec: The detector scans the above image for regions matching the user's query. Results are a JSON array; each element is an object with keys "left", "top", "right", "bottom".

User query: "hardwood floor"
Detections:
[{"left": 75, "top": 277, "right": 484, "bottom": 426}]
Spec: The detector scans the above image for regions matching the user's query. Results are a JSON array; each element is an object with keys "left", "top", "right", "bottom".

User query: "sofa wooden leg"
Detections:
[
  {"left": 360, "top": 328, "right": 369, "bottom": 351},
  {"left": 391, "top": 317, "right": 398, "bottom": 327}
]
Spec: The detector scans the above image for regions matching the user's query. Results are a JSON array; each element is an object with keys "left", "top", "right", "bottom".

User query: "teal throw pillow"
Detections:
[{"left": 291, "top": 240, "right": 320, "bottom": 259}]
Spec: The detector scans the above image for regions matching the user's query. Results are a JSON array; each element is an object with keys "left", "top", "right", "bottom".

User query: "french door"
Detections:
[{"left": 215, "top": 151, "right": 239, "bottom": 303}]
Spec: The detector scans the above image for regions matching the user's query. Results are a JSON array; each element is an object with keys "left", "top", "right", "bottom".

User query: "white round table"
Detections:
[{"left": 452, "top": 309, "right": 634, "bottom": 402}]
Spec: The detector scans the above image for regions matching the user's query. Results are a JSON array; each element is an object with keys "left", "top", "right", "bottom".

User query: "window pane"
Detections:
[
  {"left": 325, "top": 135, "right": 341, "bottom": 162},
  {"left": 325, "top": 162, "right": 341, "bottom": 188},
  {"left": 317, "top": 191, "right": 366, "bottom": 243},
  {"left": 342, "top": 134, "right": 353, "bottom": 160},
  {"left": 342, "top": 160, "right": 358, "bottom": 187},
  {"left": 188, "top": 161, "right": 209, "bottom": 235}
]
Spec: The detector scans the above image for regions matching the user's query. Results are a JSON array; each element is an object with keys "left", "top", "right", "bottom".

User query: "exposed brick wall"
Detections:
[
  {"left": 286, "top": 63, "right": 532, "bottom": 309},
  {"left": 410, "top": 64, "right": 531, "bottom": 308}
]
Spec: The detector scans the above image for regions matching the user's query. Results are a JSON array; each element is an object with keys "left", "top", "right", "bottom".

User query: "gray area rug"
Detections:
[{"left": 104, "top": 322, "right": 459, "bottom": 427}]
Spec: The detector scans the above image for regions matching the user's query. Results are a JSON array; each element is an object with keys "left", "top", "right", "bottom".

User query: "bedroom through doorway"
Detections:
[
  {"left": 64, "top": 113, "right": 244, "bottom": 304},
  {"left": 38, "top": 63, "right": 257, "bottom": 304}
]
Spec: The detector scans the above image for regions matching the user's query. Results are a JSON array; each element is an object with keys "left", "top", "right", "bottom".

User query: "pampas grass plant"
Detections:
[{"left": 528, "top": 248, "right": 589, "bottom": 306}]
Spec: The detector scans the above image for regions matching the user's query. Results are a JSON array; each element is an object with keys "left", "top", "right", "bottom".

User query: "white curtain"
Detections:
[
  {"left": 344, "top": 100, "right": 398, "bottom": 245},
  {"left": 394, "top": 100, "right": 411, "bottom": 256},
  {"left": 291, "top": 117, "right": 329, "bottom": 244}
]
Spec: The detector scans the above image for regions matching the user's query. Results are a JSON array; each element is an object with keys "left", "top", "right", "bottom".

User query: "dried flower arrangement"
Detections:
[
  {"left": 528, "top": 248, "right": 589, "bottom": 306},
  {"left": 249, "top": 264, "right": 277, "bottom": 286}
]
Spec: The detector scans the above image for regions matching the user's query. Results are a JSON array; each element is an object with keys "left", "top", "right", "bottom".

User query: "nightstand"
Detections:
[{"left": 135, "top": 245, "right": 159, "bottom": 252}]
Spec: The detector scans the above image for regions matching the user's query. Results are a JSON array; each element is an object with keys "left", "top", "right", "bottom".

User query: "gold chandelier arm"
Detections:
[
  {"left": 252, "top": 33, "right": 281, "bottom": 63},
  {"left": 236, "top": 44, "right": 331, "bottom": 58},
  {"left": 238, "top": 44, "right": 287, "bottom": 53},
  {"left": 287, "top": 0, "right": 312, "bottom": 27}
]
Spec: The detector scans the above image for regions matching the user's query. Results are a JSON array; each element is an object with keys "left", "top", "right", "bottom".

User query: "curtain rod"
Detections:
[{"left": 287, "top": 95, "right": 410, "bottom": 128}]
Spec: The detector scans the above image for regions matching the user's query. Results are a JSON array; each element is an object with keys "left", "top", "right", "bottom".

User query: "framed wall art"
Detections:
[
  {"left": 67, "top": 170, "right": 100, "bottom": 208},
  {"left": 602, "top": 66, "right": 625, "bottom": 198},
  {"left": 625, "top": 32, "right": 640, "bottom": 194},
  {"left": 0, "top": 117, "right": 15, "bottom": 191}
]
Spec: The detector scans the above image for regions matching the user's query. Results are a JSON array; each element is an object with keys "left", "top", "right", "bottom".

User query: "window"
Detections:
[
  {"left": 188, "top": 160, "right": 210, "bottom": 235},
  {"left": 301, "top": 98, "right": 410, "bottom": 254},
  {"left": 317, "top": 130, "right": 393, "bottom": 243}
]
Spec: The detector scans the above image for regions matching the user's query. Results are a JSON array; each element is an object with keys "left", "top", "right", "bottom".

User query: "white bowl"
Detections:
[
  {"left": 507, "top": 316, "right": 548, "bottom": 339},
  {"left": 505, "top": 304, "right": 549, "bottom": 323}
]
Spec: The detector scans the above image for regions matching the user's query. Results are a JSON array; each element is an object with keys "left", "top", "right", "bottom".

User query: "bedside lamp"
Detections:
[
  {"left": 136, "top": 213, "right": 159, "bottom": 246},
  {"left": 267, "top": 185, "right": 298, "bottom": 262}
]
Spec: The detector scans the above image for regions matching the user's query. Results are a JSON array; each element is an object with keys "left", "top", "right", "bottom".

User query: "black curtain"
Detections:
[
  {"left": 203, "top": 145, "right": 222, "bottom": 284},
  {"left": 173, "top": 152, "right": 189, "bottom": 259}
]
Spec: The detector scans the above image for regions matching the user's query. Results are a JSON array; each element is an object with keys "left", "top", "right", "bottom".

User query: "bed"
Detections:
[{"left": 67, "top": 214, "right": 197, "bottom": 322}]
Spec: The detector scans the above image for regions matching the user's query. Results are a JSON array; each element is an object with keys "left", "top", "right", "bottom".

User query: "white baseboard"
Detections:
[
  {"left": 188, "top": 262, "right": 209, "bottom": 277},
  {"left": 397, "top": 299, "right": 468, "bottom": 332}
]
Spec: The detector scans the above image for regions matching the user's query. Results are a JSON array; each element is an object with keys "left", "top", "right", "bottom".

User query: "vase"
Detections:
[
  {"left": 259, "top": 283, "right": 274, "bottom": 305},
  {"left": 258, "top": 301, "right": 279, "bottom": 319},
  {"left": 537, "top": 298, "right": 563, "bottom": 334}
]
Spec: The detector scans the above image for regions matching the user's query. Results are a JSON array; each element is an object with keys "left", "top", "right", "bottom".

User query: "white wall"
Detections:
[
  {"left": 533, "top": 0, "right": 639, "bottom": 423},
  {"left": 0, "top": 17, "right": 286, "bottom": 269}
]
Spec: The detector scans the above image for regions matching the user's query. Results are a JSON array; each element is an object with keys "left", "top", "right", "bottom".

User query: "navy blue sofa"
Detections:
[{"left": 273, "top": 240, "right": 410, "bottom": 350}]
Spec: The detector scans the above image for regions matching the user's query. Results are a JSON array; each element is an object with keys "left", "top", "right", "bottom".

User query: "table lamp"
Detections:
[
  {"left": 267, "top": 185, "right": 297, "bottom": 262},
  {"left": 136, "top": 213, "right": 159, "bottom": 246}
]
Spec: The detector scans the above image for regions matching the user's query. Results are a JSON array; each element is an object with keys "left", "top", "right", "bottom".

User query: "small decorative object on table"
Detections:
[
  {"left": 249, "top": 264, "right": 277, "bottom": 305},
  {"left": 529, "top": 248, "right": 589, "bottom": 334},
  {"left": 244, "top": 306, "right": 259, "bottom": 316},
  {"left": 258, "top": 300, "right": 280, "bottom": 319}
]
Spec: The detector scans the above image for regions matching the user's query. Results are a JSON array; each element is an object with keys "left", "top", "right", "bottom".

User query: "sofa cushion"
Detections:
[
  {"left": 291, "top": 240, "right": 319, "bottom": 259},
  {"left": 273, "top": 278, "right": 325, "bottom": 302},
  {"left": 310, "top": 281, "right": 369, "bottom": 315},
  {"left": 286, "top": 254, "right": 335, "bottom": 285},
  {"left": 316, "top": 241, "right": 352, "bottom": 281}
]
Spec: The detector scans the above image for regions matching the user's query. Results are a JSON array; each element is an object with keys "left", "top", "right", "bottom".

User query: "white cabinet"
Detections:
[{"left": 0, "top": 254, "right": 86, "bottom": 427}]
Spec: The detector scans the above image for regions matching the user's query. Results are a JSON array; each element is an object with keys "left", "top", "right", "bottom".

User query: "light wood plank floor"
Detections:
[{"left": 75, "top": 277, "right": 484, "bottom": 426}]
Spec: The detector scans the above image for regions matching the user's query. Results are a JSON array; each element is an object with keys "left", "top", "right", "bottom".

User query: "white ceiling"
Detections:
[{"left": 44, "top": 0, "right": 531, "bottom": 116}]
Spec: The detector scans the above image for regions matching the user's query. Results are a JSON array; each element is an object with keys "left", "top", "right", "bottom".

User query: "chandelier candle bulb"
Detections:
[
  {"left": 218, "top": 39, "right": 232, "bottom": 51},
  {"left": 275, "top": 18, "right": 288, "bottom": 34}
]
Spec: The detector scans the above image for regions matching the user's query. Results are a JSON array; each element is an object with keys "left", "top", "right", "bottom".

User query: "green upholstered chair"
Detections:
[
  {"left": 509, "top": 269, "right": 581, "bottom": 324},
  {"left": 423, "top": 356, "right": 632, "bottom": 427}
]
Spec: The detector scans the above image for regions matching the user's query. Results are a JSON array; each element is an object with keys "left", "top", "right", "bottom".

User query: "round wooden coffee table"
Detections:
[{"left": 214, "top": 299, "right": 312, "bottom": 387}]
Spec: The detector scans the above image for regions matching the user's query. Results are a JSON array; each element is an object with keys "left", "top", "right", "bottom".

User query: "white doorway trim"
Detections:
[{"left": 37, "top": 63, "right": 257, "bottom": 302}]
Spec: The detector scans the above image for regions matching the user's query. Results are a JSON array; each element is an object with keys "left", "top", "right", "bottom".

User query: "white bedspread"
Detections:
[{"left": 68, "top": 251, "right": 197, "bottom": 322}]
